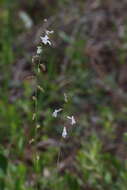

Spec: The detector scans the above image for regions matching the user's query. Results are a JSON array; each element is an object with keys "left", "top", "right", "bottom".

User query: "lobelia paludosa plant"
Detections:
[{"left": 31, "top": 21, "right": 77, "bottom": 171}]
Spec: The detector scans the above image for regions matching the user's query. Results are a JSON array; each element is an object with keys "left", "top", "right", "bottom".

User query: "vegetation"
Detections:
[{"left": 0, "top": 0, "right": 127, "bottom": 189}]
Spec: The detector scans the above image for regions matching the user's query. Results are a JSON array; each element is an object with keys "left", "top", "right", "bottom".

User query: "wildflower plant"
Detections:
[
  {"left": 31, "top": 27, "right": 53, "bottom": 141},
  {"left": 31, "top": 21, "right": 77, "bottom": 170}
]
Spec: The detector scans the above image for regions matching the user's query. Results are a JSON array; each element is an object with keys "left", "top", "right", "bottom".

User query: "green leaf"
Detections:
[
  {"left": 0, "top": 154, "right": 8, "bottom": 190},
  {"left": 0, "top": 154, "right": 8, "bottom": 174}
]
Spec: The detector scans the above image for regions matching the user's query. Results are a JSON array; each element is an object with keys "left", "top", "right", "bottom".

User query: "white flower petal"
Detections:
[
  {"left": 62, "top": 127, "right": 67, "bottom": 138},
  {"left": 67, "top": 115, "right": 76, "bottom": 125},
  {"left": 46, "top": 30, "right": 54, "bottom": 35},
  {"left": 40, "top": 35, "right": 51, "bottom": 45},
  {"left": 52, "top": 111, "right": 57, "bottom": 118},
  {"left": 52, "top": 108, "right": 62, "bottom": 118},
  {"left": 37, "top": 46, "right": 42, "bottom": 54}
]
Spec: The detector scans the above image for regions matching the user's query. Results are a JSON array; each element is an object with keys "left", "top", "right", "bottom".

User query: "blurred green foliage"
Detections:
[{"left": 0, "top": 0, "right": 127, "bottom": 190}]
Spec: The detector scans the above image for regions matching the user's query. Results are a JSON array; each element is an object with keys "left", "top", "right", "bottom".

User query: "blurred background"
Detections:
[{"left": 0, "top": 0, "right": 127, "bottom": 189}]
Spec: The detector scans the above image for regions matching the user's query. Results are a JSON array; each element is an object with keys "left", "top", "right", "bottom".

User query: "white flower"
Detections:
[
  {"left": 37, "top": 46, "right": 42, "bottom": 54},
  {"left": 67, "top": 115, "right": 76, "bottom": 125},
  {"left": 52, "top": 108, "right": 62, "bottom": 118},
  {"left": 44, "top": 18, "right": 47, "bottom": 22},
  {"left": 62, "top": 126, "right": 67, "bottom": 138},
  {"left": 64, "top": 93, "right": 68, "bottom": 102},
  {"left": 40, "top": 35, "right": 51, "bottom": 45},
  {"left": 46, "top": 30, "right": 54, "bottom": 35}
]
